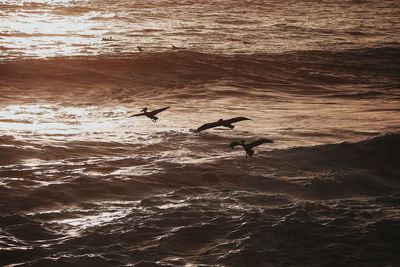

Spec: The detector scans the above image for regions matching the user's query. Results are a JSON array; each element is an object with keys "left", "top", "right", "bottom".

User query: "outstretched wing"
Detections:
[
  {"left": 229, "top": 141, "right": 242, "bottom": 150},
  {"left": 249, "top": 138, "right": 274, "bottom": 148},
  {"left": 150, "top": 107, "right": 170, "bottom": 115},
  {"left": 195, "top": 121, "right": 222, "bottom": 132},
  {"left": 225, "top": 117, "right": 251, "bottom": 124},
  {"left": 130, "top": 113, "right": 146, "bottom": 117}
]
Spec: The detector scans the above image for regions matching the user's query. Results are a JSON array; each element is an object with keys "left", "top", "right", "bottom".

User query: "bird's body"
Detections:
[
  {"left": 195, "top": 117, "right": 250, "bottom": 133},
  {"left": 230, "top": 139, "right": 274, "bottom": 157},
  {"left": 130, "top": 107, "right": 169, "bottom": 122}
]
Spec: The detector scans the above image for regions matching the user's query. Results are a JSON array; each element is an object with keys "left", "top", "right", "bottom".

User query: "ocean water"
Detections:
[{"left": 1, "top": 1, "right": 400, "bottom": 266}]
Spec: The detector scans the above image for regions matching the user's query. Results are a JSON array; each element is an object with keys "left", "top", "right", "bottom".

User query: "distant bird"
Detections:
[
  {"left": 243, "top": 40, "right": 251, "bottom": 44},
  {"left": 137, "top": 46, "right": 144, "bottom": 52},
  {"left": 102, "top": 37, "right": 113, "bottom": 41},
  {"left": 130, "top": 107, "right": 169, "bottom": 122},
  {"left": 230, "top": 139, "right": 274, "bottom": 158},
  {"left": 172, "top": 45, "right": 179, "bottom": 50},
  {"left": 194, "top": 117, "right": 251, "bottom": 133}
]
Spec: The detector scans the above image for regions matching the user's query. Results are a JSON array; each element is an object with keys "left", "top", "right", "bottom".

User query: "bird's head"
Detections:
[
  {"left": 218, "top": 119, "right": 224, "bottom": 122},
  {"left": 141, "top": 107, "right": 148, "bottom": 112}
]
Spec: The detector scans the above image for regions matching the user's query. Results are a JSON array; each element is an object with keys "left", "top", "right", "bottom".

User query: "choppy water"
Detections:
[
  {"left": 1, "top": 0, "right": 400, "bottom": 58},
  {"left": 1, "top": 1, "right": 400, "bottom": 266}
]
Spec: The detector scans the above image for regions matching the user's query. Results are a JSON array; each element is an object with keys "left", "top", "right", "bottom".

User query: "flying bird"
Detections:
[
  {"left": 137, "top": 46, "right": 144, "bottom": 52},
  {"left": 230, "top": 139, "right": 274, "bottom": 158},
  {"left": 194, "top": 117, "right": 250, "bottom": 133},
  {"left": 130, "top": 107, "right": 170, "bottom": 122}
]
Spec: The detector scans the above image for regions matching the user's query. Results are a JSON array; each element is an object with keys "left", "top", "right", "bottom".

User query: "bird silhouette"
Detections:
[
  {"left": 230, "top": 139, "right": 274, "bottom": 157},
  {"left": 194, "top": 117, "right": 250, "bottom": 133},
  {"left": 137, "top": 46, "right": 144, "bottom": 52},
  {"left": 130, "top": 107, "right": 169, "bottom": 122}
]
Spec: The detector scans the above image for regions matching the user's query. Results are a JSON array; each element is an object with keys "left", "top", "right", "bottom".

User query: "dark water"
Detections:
[
  {"left": 1, "top": 1, "right": 400, "bottom": 266},
  {"left": 1, "top": 133, "right": 400, "bottom": 266}
]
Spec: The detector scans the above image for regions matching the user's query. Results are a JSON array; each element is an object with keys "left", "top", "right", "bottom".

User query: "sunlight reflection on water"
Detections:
[
  {"left": 1, "top": 0, "right": 399, "bottom": 58},
  {"left": 1, "top": 100, "right": 399, "bottom": 152}
]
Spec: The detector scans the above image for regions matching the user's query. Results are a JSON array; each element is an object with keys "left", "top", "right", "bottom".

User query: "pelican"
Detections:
[
  {"left": 194, "top": 117, "right": 250, "bottom": 133},
  {"left": 230, "top": 139, "right": 274, "bottom": 158},
  {"left": 130, "top": 107, "right": 169, "bottom": 122},
  {"left": 137, "top": 46, "right": 144, "bottom": 52}
]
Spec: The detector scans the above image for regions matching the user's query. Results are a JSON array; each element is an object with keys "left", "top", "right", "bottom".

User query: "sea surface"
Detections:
[{"left": 1, "top": 1, "right": 400, "bottom": 266}]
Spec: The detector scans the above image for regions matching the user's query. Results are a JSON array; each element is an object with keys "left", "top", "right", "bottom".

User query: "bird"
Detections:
[
  {"left": 130, "top": 107, "right": 169, "bottom": 122},
  {"left": 137, "top": 46, "right": 144, "bottom": 52},
  {"left": 102, "top": 37, "right": 113, "bottom": 41},
  {"left": 172, "top": 45, "right": 179, "bottom": 50},
  {"left": 230, "top": 139, "right": 274, "bottom": 158},
  {"left": 194, "top": 117, "right": 251, "bottom": 133}
]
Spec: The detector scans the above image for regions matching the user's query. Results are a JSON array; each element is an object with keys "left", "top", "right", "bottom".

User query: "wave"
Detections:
[
  {"left": 2, "top": 132, "right": 399, "bottom": 170},
  {"left": 289, "top": 133, "right": 400, "bottom": 170},
  {"left": 1, "top": 47, "right": 399, "bottom": 103},
  {"left": 1, "top": 133, "right": 399, "bottom": 209},
  {"left": 269, "top": 133, "right": 400, "bottom": 198},
  {"left": 326, "top": 90, "right": 400, "bottom": 99}
]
